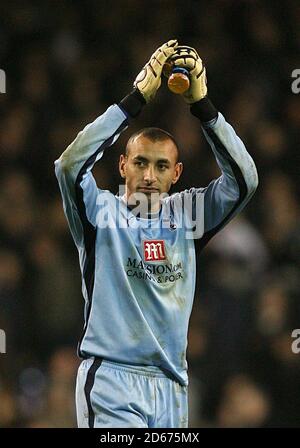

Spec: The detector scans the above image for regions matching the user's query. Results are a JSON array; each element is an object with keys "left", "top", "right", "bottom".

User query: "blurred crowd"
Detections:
[{"left": 0, "top": 0, "right": 299, "bottom": 427}]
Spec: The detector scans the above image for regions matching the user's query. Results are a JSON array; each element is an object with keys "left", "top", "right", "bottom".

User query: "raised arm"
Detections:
[
  {"left": 169, "top": 45, "right": 258, "bottom": 247},
  {"left": 55, "top": 40, "right": 178, "bottom": 246},
  {"left": 54, "top": 105, "right": 128, "bottom": 245},
  {"left": 192, "top": 100, "right": 258, "bottom": 248}
]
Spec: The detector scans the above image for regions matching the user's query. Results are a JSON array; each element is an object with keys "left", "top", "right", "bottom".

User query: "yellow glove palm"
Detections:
[
  {"left": 134, "top": 40, "right": 178, "bottom": 103},
  {"left": 169, "top": 46, "right": 207, "bottom": 104}
]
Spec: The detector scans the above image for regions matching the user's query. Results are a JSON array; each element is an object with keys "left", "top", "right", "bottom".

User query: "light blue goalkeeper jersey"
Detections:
[{"left": 55, "top": 104, "right": 258, "bottom": 386}]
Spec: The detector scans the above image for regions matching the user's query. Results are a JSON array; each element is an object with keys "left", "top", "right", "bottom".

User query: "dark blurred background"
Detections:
[{"left": 0, "top": 0, "right": 299, "bottom": 427}]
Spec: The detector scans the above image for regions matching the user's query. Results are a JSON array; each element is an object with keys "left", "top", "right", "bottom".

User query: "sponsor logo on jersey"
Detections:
[
  {"left": 126, "top": 257, "right": 183, "bottom": 284},
  {"left": 143, "top": 240, "right": 166, "bottom": 262}
]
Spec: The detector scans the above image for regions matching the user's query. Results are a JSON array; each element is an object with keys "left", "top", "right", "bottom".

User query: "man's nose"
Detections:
[{"left": 143, "top": 165, "right": 157, "bottom": 183}]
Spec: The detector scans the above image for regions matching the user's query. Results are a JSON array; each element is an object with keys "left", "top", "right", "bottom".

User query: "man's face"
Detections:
[{"left": 119, "top": 135, "right": 183, "bottom": 210}]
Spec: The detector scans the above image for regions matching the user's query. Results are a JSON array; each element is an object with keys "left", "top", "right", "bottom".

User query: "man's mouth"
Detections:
[{"left": 137, "top": 187, "right": 160, "bottom": 193}]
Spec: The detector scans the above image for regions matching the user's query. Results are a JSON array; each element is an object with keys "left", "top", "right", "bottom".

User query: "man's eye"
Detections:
[
  {"left": 135, "top": 161, "right": 145, "bottom": 167},
  {"left": 158, "top": 165, "right": 167, "bottom": 170}
]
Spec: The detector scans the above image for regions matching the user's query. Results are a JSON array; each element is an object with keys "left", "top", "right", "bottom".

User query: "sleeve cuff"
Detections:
[
  {"left": 190, "top": 97, "right": 218, "bottom": 123},
  {"left": 119, "top": 88, "right": 146, "bottom": 119}
]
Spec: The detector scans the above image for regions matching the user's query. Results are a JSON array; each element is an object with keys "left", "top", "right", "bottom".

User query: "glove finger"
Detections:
[
  {"left": 170, "top": 49, "right": 201, "bottom": 71},
  {"left": 152, "top": 40, "right": 178, "bottom": 65},
  {"left": 171, "top": 55, "right": 198, "bottom": 72},
  {"left": 146, "top": 52, "right": 173, "bottom": 80},
  {"left": 175, "top": 46, "right": 200, "bottom": 59},
  {"left": 190, "top": 64, "right": 206, "bottom": 80},
  {"left": 147, "top": 41, "right": 178, "bottom": 78},
  {"left": 170, "top": 49, "right": 200, "bottom": 63},
  {"left": 148, "top": 52, "right": 174, "bottom": 78},
  {"left": 170, "top": 52, "right": 199, "bottom": 63},
  {"left": 160, "top": 39, "right": 179, "bottom": 54},
  {"left": 164, "top": 39, "right": 179, "bottom": 49}
]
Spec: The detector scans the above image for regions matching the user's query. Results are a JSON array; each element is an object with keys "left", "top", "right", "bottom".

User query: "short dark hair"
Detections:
[{"left": 126, "top": 127, "right": 180, "bottom": 161}]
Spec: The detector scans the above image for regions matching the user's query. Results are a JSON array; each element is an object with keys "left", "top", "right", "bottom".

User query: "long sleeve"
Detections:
[
  {"left": 54, "top": 105, "right": 128, "bottom": 246},
  {"left": 181, "top": 98, "right": 258, "bottom": 248},
  {"left": 198, "top": 112, "right": 258, "bottom": 248}
]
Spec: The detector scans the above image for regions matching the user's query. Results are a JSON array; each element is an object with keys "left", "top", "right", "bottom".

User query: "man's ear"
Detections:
[
  {"left": 119, "top": 154, "right": 127, "bottom": 179},
  {"left": 172, "top": 162, "right": 183, "bottom": 184}
]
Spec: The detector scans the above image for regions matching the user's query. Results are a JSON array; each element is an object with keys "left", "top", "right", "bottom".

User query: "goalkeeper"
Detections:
[{"left": 55, "top": 40, "right": 258, "bottom": 428}]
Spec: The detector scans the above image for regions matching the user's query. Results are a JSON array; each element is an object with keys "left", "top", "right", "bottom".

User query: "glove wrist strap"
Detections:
[
  {"left": 190, "top": 96, "right": 218, "bottom": 123},
  {"left": 119, "top": 89, "right": 146, "bottom": 118}
]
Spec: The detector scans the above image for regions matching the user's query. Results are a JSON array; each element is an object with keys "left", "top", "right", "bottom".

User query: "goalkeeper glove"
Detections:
[
  {"left": 134, "top": 39, "right": 178, "bottom": 103},
  {"left": 168, "top": 46, "right": 207, "bottom": 103}
]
